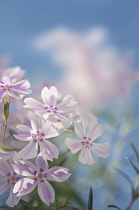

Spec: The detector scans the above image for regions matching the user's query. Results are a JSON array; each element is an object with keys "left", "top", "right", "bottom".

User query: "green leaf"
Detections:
[
  {"left": 57, "top": 197, "right": 70, "bottom": 210},
  {"left": 88, "top": 187, "right": 93, "bottom": 210},
  {"left": 130, "top": 143, "right": 139, "bottom": 166},
  {"left": 126, "top": 157, "right": 139, "bottom": 174},
  {"left": 116, "top": 168, "right": 134, "bottom": 193},
  {"left": 107, "top": 205, "right": 121, "bottom": 210}
]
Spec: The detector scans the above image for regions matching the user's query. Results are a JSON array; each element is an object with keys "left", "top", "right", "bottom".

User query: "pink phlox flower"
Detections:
[
  {"left": 14, "top": 112, "right": 60, "bottom": 161},
  {"left": 24, "top": 86, "right": 77, "bottom": 130},
  {"left": 65, "top": 118, "right": 110, "bottom": 165},
  {"left": 0, "top": 159, "right": 22, "bottom": 207},
  {"left": 13, "top": 154, "right": 71, "bottom": 206},
  {"left": 0, "top": 76, "right": 32, "bottom": 101}
]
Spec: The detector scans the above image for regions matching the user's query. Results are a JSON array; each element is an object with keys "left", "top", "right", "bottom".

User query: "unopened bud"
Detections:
[{"left": 3, "top": 93, "right": 9, "bottom": 104}]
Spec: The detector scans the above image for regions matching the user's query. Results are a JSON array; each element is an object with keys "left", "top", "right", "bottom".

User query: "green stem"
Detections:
[
  {"left": 126, "top": 198, "right": 136, "bottom": 210},
  {"left": 2, "top": 119, "right": 7, "bottom": 143},
  {"left": 0, "top": 146, "right": 20, "bottom": 152}
]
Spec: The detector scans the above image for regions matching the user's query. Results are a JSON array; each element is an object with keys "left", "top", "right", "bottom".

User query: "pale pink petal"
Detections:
[
  {"left": 17, "top": 140, "right": 38, "bottom": 160},
  {"left": 87, "top": 118, "right": 98, "bottom": 137},
  {"left": 16, "top": 124, "right": 32, "bottom": 133},
  {"left": 42, "top": 112, "right": 52, "bottom": 120},
  {"left": 35, "top": 154, "right": 48, "bottom": 172},
  {"left": 14, "top": 124, "right": 32, "bottom": 141},
  {"left": 0, "top": 89, "right": 6, "bottom": 100},
  {"left": 12, "top": 80, "right": 31, "bottom": 93},
  {"left": 79, "top": 147, "right": 95, "bottom": 165},
  {"left": 46, "top": 167, "right": 71, "bottom": 182},
  {"left": 6, "top": 186, "right": 21, "bottom": 207},
  {"left": 14, "top": 178, "right": 37, "bottom": 196},
  {"left": 41, "top": 86, "right": 58, "bottom": 106},
  {"left": 38, "top": 179, "right": 54, "bottom": 205},
  {"left": 2, "top": 76, "right": 11, "bottom": 85},
  {"left": 0, "top": 150, "right": 14, "bottom": 160},
  {"left": 43, "top": 120, "right": 59, "bottom": 138},
  {"left": 65, "top": 138, "right": 83, "bottom": 154},
  {"left": 3, "top": 66, "right": 25, "bottom": 83},
  {"left": 55, "top": 113, "right": 72, "bottom": 128},
  {"left": 57, "top": 94, "right": 77, "bottom": 113},
  {"left": 52, "top": 121, "right": 66, "bottom": 134},
  {"left": 91, "top": 143, "right": 110, "bottom": 158},
  {"left": 8, "top": 89, "right": 21, "bottom": 99},
  {"left": 29, "top": 112, "right": 43, "bottom": 131},
  {"left": 13, "top": 160, "right": 37, "bottom": 176},
  {"left": 24, "top": 98, "right": 45, "bottom": 110},
  {"left": 39, "top": 140, "right": 59, "bottom": 161},
  {"left": 0, "top": 160, "right": 11, "bottom": 176},
  {"left": 88, "top": 124, "right": 104, "bottom": 141},
  {"left": 74, "top": 120, "right": 87, "bottom": 139}
]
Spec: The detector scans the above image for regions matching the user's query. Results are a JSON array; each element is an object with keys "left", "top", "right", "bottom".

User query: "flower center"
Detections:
[
  {"left": 35, "top": 134, "right": 41, "bottom": 140},
  {"left": 45, "top": 106, "right": 58, "bottom": 115},
  {"left": 85, "top": 141, "right": 90, "bottom": 145},
  {"left": 5, "top": 84, "right": 10, "bottom": 90},
  {"left": 10, "top": 176, "right": 16, "bottom": 181},
  {"left": 38, "top": 173, "right": 43, "bottom": 179}
]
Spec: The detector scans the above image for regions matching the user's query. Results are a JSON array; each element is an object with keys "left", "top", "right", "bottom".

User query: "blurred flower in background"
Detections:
[{"left": 34, "top": 27, "right": 139, "bottom": 110}]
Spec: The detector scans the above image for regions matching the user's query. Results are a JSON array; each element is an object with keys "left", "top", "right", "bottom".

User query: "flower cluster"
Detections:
[{"left": 0, "top": 66, "right": 110, "bottom": 207}]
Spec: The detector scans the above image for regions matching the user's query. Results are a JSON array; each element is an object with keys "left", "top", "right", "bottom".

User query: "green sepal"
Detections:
[{"left": 3, "top": 102, "right": 10, "bottom": 120}]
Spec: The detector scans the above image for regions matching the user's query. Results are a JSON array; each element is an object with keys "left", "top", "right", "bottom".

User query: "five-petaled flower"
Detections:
[
  {"left": 65, "top": 118, "right": 110, "bottom": 165},
  {"left": 24, "top": 86, "right": 77, "bottom": 129},
  {"left": 14, "top": 112, "right": 59, "bottom": 161},
  {"left": 0, "top": 76, "right": 32, "bottom": 101},
  {"left": 13, "top": 155, "right": 71, "bottom": 205},
  {"left": 0, "top": 159, "right": 22, "bottom": 207}
]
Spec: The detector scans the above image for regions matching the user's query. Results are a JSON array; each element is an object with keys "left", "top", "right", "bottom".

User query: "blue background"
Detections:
[{"left": 0, "top": 0, "right": 139, "bottom": 79}]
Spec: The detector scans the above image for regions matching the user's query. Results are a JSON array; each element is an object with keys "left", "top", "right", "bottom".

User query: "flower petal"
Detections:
[
  {"left": 79, "top": 147, "right": 95, "bottom": 165},
  {"left": 24, "top": 98, "right": 45, "bottom": 111},
  {"left": 0, "top": 160, "right": 11, "bottom": 176},
  {"left": 43, "top": 120, "right": 59, "bottom": 138},
  {"left": 0, "top": 89, "right": 6, "bottom": 100},
  {"left": 14, "top": 178, "right": 37, "bottom": 196},
  {"left": 57, "top": 94, "right": 77, "bottom": 113},
  {"left": 55, "top": 113, "right": 72, "bottom": 129},
  {"left": 6, "top": 186, "right": 21, "bottom": 207},
  {"left": 91, "top": 143, "right": 110, "bottom": 158},
  {"left": 88, "top": 124, "right": 104, "bottom": 142},
  {"left": 17, "top": 140, "right": 38, "bottom": 160},
  {"left": 2, "top": 76, "right": 11, "bottom": 84},
  {"left": 35, "top": 154, "right": 48, "bottom": 172},
  {"left": 13, "top": 160, "right": 37, "bottom": 176},
  {"left": 14, "top": 124, "right": 32, "bottom": 141},
  {"left": 74, "top": 120, "right": 87, "bottom": 139},
  {"left": 65, "top": 138, "right": 83, "bottom": 154},
  {"left": 12, "top": 80, "right": 31, "bottom": 93},
  {"left": 29, "top": 112, "right": 43, "bottom": 131},
  {"left": 39, "top": 140, "right": 59, "bottom": 161},
  {"left": 38, "top": 179, "right": 54, "bottom": 205},
  {"left": 41, "top": 86, "right": 58, "bottom": 106},
  {"left": 46, "top": 167, "right": 71, "bottom": 182},
  {"left": 6, "top": 186, "right": 20, "bottom": 207},
  {"left": 0, "top": 150, "right": 14, "bottom": 160},
  {"left": 8, "top": 89, "right": 22, "bottom": 99}
]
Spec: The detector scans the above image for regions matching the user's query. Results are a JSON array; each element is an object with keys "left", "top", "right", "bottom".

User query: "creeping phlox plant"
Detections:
[{"left": 0, "top": 67, "right": 110, "bottom": 208}]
